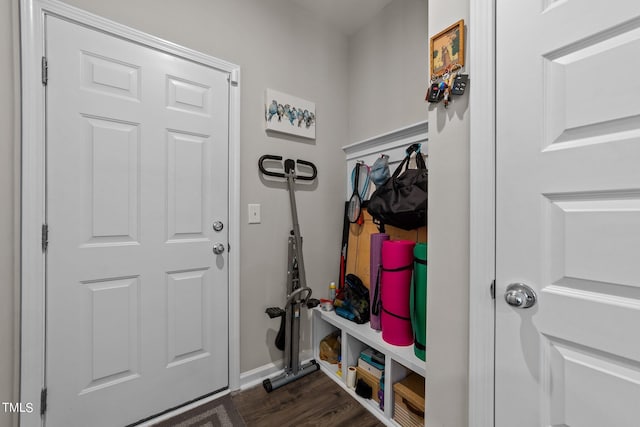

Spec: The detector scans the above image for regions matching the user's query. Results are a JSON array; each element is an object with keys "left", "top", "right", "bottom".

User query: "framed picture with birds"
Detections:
[{"left": 264, "top": 88, "right": 316, "bottom": 139}]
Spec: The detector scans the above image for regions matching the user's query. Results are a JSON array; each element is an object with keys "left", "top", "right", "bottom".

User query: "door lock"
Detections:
[{"left": 505, "top": 283, "right": 537, "bottom": 309}]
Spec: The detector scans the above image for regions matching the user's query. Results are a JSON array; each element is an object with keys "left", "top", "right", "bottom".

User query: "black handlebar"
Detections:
[
  {"left": 258, "top": 155, "right": 317, "bottom": 181},
  {"left": 258, "top": 155, "right": 284, "bottom": 178},
  {"left": 294, "top": 159, "right": 318, "bottom": 181}
]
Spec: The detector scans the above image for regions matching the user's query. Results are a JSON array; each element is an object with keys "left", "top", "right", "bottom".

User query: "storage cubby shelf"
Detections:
[
  {"left": 330, "top": 121, "right": 427, "bottom": 426},
  {"left": 312, "top": 308, "right": 426, "bottom": 426},
  {"left": 316, "top": 358, "right": 391, "bottom": 426},
  {"left": 314, "top": 308, "right": 426, "bottom": 376}
]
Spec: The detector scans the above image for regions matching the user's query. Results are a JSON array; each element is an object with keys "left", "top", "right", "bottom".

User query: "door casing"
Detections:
[
  {"left": 468, "top": 1, "right": 496, "bottom": 427},
  {"left": 19, "top": 1, "right": 242, "bottom": 425}
]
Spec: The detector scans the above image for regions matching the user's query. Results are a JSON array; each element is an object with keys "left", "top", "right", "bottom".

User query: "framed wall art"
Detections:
[
  {"left": 430, "top": 19, "right": 465, "bottom": 78},
  {"left": 264, "top": 89, "right": 316, "bottom": 140}
]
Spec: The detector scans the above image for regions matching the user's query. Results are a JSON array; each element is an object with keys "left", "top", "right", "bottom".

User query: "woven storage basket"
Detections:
[{"left": 393, "top": 373, "right": 425, "bottom": 427}]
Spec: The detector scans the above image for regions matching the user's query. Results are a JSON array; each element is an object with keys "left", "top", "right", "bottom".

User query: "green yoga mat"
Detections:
[{"left": 411, "top": 243, "right": 427, "bottom": 361}]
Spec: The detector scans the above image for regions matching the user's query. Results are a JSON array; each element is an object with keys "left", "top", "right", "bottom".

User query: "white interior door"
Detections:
[
  {"left": 45, "top": 15, "right": 229, "bottom": 426},
  {"left": 496, "top": 1, "right": 640, "bottom": 426}
]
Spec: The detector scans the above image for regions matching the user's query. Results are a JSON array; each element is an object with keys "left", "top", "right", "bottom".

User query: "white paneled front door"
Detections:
[
  {"left": 495, "top": 1, "right": 640, "bottom": 426},
  {"left": 45, "top": 15, "right": 229, "bottom": 426}
]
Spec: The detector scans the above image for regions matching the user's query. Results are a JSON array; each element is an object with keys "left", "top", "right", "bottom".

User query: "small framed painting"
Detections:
[
  {"left": 264, "top": 89, "right": 316, "bottom": 139},
  {"left": 430, "top": 19, "right": 465, "bottom": 78}
]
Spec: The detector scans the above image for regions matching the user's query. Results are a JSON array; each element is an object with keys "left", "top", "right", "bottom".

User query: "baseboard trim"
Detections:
[
  {"left": 239, "top": 350, "right": 313, "bottom": 391},
  {"left": 132, "top": 351, "right": 315, "bottom": 426}
]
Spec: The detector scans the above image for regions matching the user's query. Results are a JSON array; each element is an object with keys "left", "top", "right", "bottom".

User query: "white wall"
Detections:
[
  {"left": 0, "top": 0, "right": 20, "bottom": 426},
  {"left": 348, "top": 0, "right": 428, "bottom": 143},
  {"left": 425, "top": 1, "right": 470, "bottom": 426}
]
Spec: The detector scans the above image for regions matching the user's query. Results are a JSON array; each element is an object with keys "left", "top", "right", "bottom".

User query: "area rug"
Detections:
[{"left": 152, "top": 394, "right": 247, "bottom": 427}]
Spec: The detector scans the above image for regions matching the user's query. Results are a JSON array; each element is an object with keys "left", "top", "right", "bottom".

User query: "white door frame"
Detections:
[
  {"left": 468, "top": 0, "right": 496, "bottom": 426},
  {"left": 19, "top": 0, "right": 242, "bottom": 424}
]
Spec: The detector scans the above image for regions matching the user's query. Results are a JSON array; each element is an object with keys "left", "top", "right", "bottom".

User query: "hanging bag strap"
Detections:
[
  {"left": 414, "top": 150, "right": 427, "bottom": 171},
  {"left": 389, "top": 144, "right": 427, "bottom": 189},
  {"left": 391, "top": 154, "right": 412, "bottom": 180}
]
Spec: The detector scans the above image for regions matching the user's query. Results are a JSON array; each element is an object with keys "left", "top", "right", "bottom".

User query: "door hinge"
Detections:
[
  {"left": 490, "top": 279, "right": 496, "bottom": 299},
  {"left": 42, "top": 223, "right": 49, "bottom": 252},
  {"left": 229, "top": 69, "right": 239, "bottom": 86},
  {"left": 41, "top": 56, "right": 48, "bottom": 86},
  {"left": 40, "top": 388, "right": 47, "bottom": 415}
]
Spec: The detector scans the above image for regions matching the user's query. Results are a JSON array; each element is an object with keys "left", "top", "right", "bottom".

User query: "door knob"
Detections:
[
  {"left": 213, "top": 243, "right": 225, "bottom": 255},
  {"left": 505, "top": 283, "right": 537, "bottom": 309}
]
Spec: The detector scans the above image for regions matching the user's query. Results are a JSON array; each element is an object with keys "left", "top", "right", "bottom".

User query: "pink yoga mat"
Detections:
[
  {"left": 369, "top": 233, "right": 389, "bottom": 330},
  {"left": 381, "top": 240, "right": 415, "bottom": 346}
]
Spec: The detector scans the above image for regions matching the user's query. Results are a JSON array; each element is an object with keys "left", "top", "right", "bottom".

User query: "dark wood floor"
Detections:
[{"left": 232, "top": 370, "right": 384, "bottom": 427}]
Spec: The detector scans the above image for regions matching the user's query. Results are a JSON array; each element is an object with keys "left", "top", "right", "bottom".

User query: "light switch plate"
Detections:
[{"left": 248, "top": 204, "right": 261, "bottom": 224}]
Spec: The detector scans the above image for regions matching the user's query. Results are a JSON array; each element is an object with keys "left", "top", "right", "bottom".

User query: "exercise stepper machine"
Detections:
[{"left": 258, "top": 155, "right": 321, "bottom": 392}]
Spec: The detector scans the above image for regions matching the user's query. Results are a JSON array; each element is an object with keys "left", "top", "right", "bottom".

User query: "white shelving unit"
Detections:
[
  {"left": 312, "top": 308, "right": 426, "bottom": 426},
  {"left": 326, "top": 121, "right": 428, "bottom": 426}
]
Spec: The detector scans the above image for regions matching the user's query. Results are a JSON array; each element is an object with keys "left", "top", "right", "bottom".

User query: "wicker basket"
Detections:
[{"left": 393, "top": 373, "right": 425, "bottom": 427}]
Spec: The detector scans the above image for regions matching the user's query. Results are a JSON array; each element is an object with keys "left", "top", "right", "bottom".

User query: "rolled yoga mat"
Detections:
[
  {"left": 369, "top": 233, "right": 390, "bottom": 330},
  {"left": 411, "top": 243, "right": 427, "bottom": 361},
  {"left": 381, "top": 240, "right": 416, "bottom": 346}
]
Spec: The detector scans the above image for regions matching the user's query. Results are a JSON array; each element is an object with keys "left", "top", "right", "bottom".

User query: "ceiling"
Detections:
[{"left": 291, "top": 0, "right": 394, "bottom": 36}]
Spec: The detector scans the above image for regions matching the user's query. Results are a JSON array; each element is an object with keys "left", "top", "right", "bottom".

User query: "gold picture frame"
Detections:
[{"left": 430, "top": 19, "right": 465, "bottom": 78}]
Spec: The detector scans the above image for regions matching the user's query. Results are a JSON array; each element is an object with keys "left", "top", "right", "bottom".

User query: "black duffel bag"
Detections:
[{"left": 367, "top": 144, "right": 427, "bottom": 230}]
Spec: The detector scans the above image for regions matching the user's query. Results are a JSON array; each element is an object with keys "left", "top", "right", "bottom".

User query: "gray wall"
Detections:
[
  {"left": 59, "top": 0, "right": 350, "bottom": 374},
  {"left": 0, "top": 1, "right": 456, "bottom": 426},
  {"left": 425, "top": 1, "right": 470, "bottom": 426},
  {"left": 0, "top": 0, "right": 20, "bottom": 425},
  {"left": 2, "top": 0, "right": 350, "bottom": 391},
  {"left": 347, "top": 0, "right": 428, "bottom": 143},
  {"left": 348, "top": 2, "right": 472, "bottom": 425}
]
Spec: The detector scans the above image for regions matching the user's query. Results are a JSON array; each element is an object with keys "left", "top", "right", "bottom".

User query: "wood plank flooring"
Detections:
[{"left": 232, "top": 370, "right": 384, "bottom": 427}]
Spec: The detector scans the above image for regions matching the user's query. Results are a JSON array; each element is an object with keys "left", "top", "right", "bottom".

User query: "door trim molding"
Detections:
[
  {"left": 468, "top": 0, "right": 496, "bottom": 426},
  {"left": 19, "top": 1, "right": 242, "bottom": 424}
]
